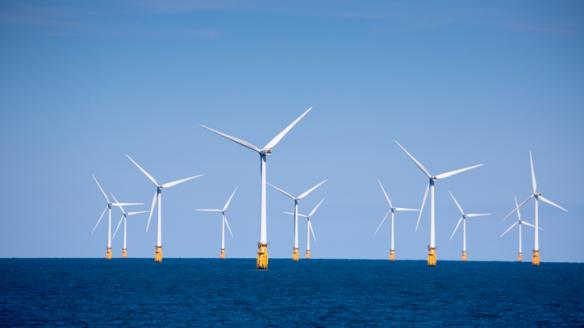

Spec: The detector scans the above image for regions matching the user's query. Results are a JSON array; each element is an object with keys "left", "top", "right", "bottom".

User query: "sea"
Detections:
[{"left": 0, "top": 259, "right": 582, "bottom": 327}]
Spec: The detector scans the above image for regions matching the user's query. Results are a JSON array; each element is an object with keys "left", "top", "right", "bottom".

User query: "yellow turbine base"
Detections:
[
  {"left": 461, "top": 251, "right": 468, "bottom": 262},
  {"left": 105, "top": 247, "right": 112, "bottom": 260},
  {"left": 292, "top": 248, "right": 299, "bottom": 262},
  {"left": 532, "top": 250, "right": 540, "bottom": 266},
  {"left": 220, "top": 248, "right": 225, "bottom": 259},
  {"left": 306, "top": 249, "right": 312, "bottom": 259},
  {"left": 256, "top": 243, "right": 268, "bottom": 270},
  {"left": 154, "top": 246, "right": 163, "bottom": 263},
  {"left": 389, "top": 249, "right": 395, "bottom": 261},
  {"left": 518, "top": 252, "right": 523, "bottom": 262},
  {"left": 427, "top": 247, "right": 437, "bottom": 267},
  {"left": 121, "top": 248, "right": 127, "bottom": 258}
]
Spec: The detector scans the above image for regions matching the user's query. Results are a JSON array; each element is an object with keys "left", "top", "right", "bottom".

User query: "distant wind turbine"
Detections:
[
  {"left": 501, "top": 196, "right": 541, "bottom": 262},
  {"left": 448, "top": 192, "right": 490, "bottom": 262},
  {"left": 196, "top": 187, "right": 238, "bottom": 259},
  {"left": 111, "top": 193, "right": 147, "bottom": 258},
  {"left": 285, "top": 198, "right": 325, "bottom": 259}
]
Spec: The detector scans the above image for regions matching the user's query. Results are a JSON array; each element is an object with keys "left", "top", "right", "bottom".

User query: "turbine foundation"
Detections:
[
  {"left": 305, "top": 249, "right": 312, "bottom": 259},
  {"left": 292, "top": 248, "right": 299, "bottom": 262},
  {"left": 105, "top": 247, "right": 112, "bottom": 260},
  {"left": 532, "top": 249, "right": 540, "bottom": 266},
  {"left": 220, "top": 248, "right": 225, "bottom": 259},
  {"left": 389, "top": 249, "right": 395, "bottom": 261},
  {"left": 427, "top": 247, "right": 437, "bottom": 267},
  {"left": 517, "top": 252, "right": 523, "bottom": 262},
  {"left": 256, "top": 243, "right": 268, "bottom": 270},
  {"left": 121, "top": 248, "right": 127, "bottom": 258},
  {"left": 461, "top": 251, "right": 468, "bottom": 262},
  {"left": 154, "top": 245, "right": 163, "bottom": 263}
]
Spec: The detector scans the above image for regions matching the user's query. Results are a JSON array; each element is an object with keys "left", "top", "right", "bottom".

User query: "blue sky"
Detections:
[{"left": 1, "top": 1, "right": 583, "bottom": 261}]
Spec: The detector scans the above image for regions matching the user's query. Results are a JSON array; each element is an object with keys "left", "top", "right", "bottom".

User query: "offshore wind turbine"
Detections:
[
  {"left": 196, "top": 187, "right": 238, "bottom": 259},
  {"left": 501, "top": 196, "right": 540, "bottom": 262},
  {"left": 127, "top": 155, "right": 203, "bottom": 263},
  {"left": 91, "top": 175, "right": 141, "bottom": 260},
  {"left": 448, "top": 192, "right": 490, "bottom": 261},
  {"left": 201, "top": 107, "right": 312, "bottom": 270},
  {"left": 394, "top": 140, "right": 482, "bottom": 266},
  {"left": 111, "top": 193, "right": 147, "bottom": 258},
  {"left": 269, "top": 179, "right": 327, "bottom": 261},
  {"left": 285, "top": 198, "right": 325, "bottom": 259},
  {"left": 504, "top": 151, "right": 567, "bottom": 265},
  {"left": 374, "top": 180, "right": 419, "bottom": 261}
]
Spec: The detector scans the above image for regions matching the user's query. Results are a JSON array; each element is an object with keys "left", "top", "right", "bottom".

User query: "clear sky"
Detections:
[{"left": 1, "top": 1, "right": 583, "bottom": 262}]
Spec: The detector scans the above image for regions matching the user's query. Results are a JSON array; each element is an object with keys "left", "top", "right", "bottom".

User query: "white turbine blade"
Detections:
[
  {"left": 146, "top": 191, "right": 158, "bottom": 232},
  {"left": 200, "top": 125, "right": 261, "bottom": 153},
  {"left": 504, "top": 195, "right": 532, "bottom": 220},
  {"left": 514, "top": 196, "right": 521, "bottom": 220},
  {"left": 92, "top": 175, "right": 110, "bottom": 203},
  {"left": 373, "top": 211, "right": 389, "bottom": 236},
  {"left": 415, "top": 184, "right": 429, "bottom": 231},
  {"left": 127, "top": 211, "right": 148, "bottom": 216},
  {"left": 522, "top": 221, "right": 535, "bottom": 228},
  {"left": 466, "top": 213, "right": 490, "bottom": 218},
  {"left": 91, "top": 206, "right": 108, "bottom": 235},
  {"left": 377, "top": 180, "right": 393, "bottom": 209},
  {"left": 109, "top": 193, "right": 125, "bottom": 215},
  {"left": 283, "top": 211, "right": 308, "bottom": 218},
  {"left": 112, "top": 202, "right": 143, "bottom": 207},
  {"left": 126, "top": 155, "right": 159, "bottom": 186},
  {"left": 224, "top": 216, "right": 234, "bottom": 238},
  {"left": 308, "top": 221, "right": 316, "bottom": 241},
  {"left": 449, "top": 217, "right": 463, "bottom": 240},
  {"left": 539, "top": 196, "right": 568, "bottom": 212},
  {"left": 298, "top": 179, "right": 328, "bottom": 200},
  {"left": 308, "top": 198, "right": 325, "bottom": 218},
  {"left": 196, "top": 209, "right": 222, "bottom": 213},
  {"left": 448, "top": 191, "right": 465, "bottom": 216},
  {"left": 113, "top": 216, "right": 124, "bottom": 239},
  {"left": 435, "top": 164, "right": 483, "bottom": 180},
  {"left": 161, "top": 174, "right": 203, "bottom": 189},
  {"left": 268, "top": 183, "right": 295, "bottom": 200},
  {"left": 262, "top": 107, "right": 312, "bottom": 151},
  {"left": 529, "top": 151, "right": 537, "bottom": 194},
  {"left": 222, "top": 187, "right": 239, "bottom": 211},
  {"left": 500, "top": 221, "right": 518, "bottom": 237},
  {"left": 394, "top": 140, "right": 431, "bottom": 178},
  {"left": 395, "top": 207, "right": 419, "bottom": 212}
]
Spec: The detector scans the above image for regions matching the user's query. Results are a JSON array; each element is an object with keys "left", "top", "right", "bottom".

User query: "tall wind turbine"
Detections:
[
  {"left": 448, "top": 192, "right": 490, "bottom": 261},
  {"left": 91, "top": 175, "right": 141, "bottom": 260},
  {"left": 269, "top": 179, "right": 327, "bottom": 261},
  {"left": 196, "top": 187, "right": 238, "bottom": 259},
  {"left": 504, "top": 151, "right": 567, "bottom": 265},
  {"left": 374, "top": 180, "right": 419, "bottom": 261},
  {"left": 127, "top": 155, "right": 203, "bottom": 263},
  {"left": 394, "top": 140, "right": 482, "bottom": 267},
  {"left": 501, "top": 196, "right": 540, "bottom": 262},
  {"left": 201, "top": 107, "right": 312, "bottom": 269},
  {"left": 285, "top": 198, "right": 325, "bottom": 259},
  {"left": 111, "top": 193, "right": 147, "bottom": 258}
]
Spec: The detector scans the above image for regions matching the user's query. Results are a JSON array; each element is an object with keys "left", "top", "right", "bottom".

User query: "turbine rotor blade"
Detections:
[
  {"left": 449, "top": 191, "right": 465, "bottom": 216},
  {"left": 128, "top": 211, "right": 148, "bottom": 216},
  {"left": 91, "top": 206, "right": 108, "bottom": 235},
  {"left": 466, "top": 213, "right": 490, "bottom": 218},
  {"left": 377, "top": 180, "right": 393, "bottom": 209},
  {"left": 514, "top": 196, "right": 521, "bottom": 220},
  {"left": 196, "top": 209, "right": 222, "bottom": 213},
  {"left": 395, "top": 207, "right": 419, "bottom": 212},
  {"left": 161, "top": 175, "right": 203, "bottom": 189},
  {"left": 268, "top": 183, "right": 295, "bottom": 200},
  {"left": 449, "top": 217, "right": 463, "bottom": 240},
  {"left": 126, "top": 155, "right": 159, "bottom": 186},
  {"left": 262, "top": 107, "right": 312, "bottom": 151},
  {"left": 504, "top": 195, "right": 532, "bottom": 220},
  {"left": 538, "top": 196, "right": 568, "bottom": 212},
  {"left": 529, "top": 151, "right": 537, "bottom": 194},
  {"left": 297, "top": 179, "right": 328, "bottom": 200},
  {"left": 224, "top": 216, "right": 234, "bottom": 238},
  {"left": 113, "top": 216, "right": 124, "bottom": 239},
  {"left": 109, "top": 193, "right": 125, "bottom": 215},
  {"left": 308, "top": 221, "right": 316, "bottom": 241},
  {"left": 146, "top": 192, "right": 158, "bottom": 232},
  {"left": 223, "top": 187, "right": 239, "bottom": 211},
  {"left": 435, "top": 164, "right": 483, "bottom": 180},
  {"left": 416, "top": 184, "right": 429, "bottom": 231},
  {"left": 500, "top": 221, "right": 518, "bottom": 237},
  {"left": 200, "top": 125, "right": 261, "bottom": 153},
  {"left": 522, "top": 221, "right": 535, "bottom": 228},
  {"left": 92, "top": 175, "right": 110, "bottom": 203},
  {"left": 373, "top": 211, "right": 389, "bottom": 236},
  {"left": 394, "top": 140, "right": 432, "bottom": 178},
  {"left": 308, "top": 198, "right": 325, "bottom": 218},
  {"left": 283, "top": 211, "right": 308, "bottom": 218}
]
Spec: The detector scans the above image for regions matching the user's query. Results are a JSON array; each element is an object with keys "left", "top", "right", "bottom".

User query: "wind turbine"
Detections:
[
  {"left": 111, "top": 193, "right": 147, "bottom": 258},
  {"left": 504, "top": 151, "right": 567, "bottom": 265},
  {"left": 269, "top": 179, "right": 327, "bottom": 261},
  {"left": 201, "top": 107, "right": 312, "bottom": 269},
  {"left": 394, "top": 140, "right": 482, "bottom": 266},
  {"left": 448, "top": 192, "right": 490, "bottom": 261},
  {"left": 374, "top": 180, "right": 419, "bottom": 261},
  {"left": 196, "top": 187, "right": 238, "bottom": 259},
  {"left": 91, "top": 175, "right": 141, "bottom": 260},
  {"left": 501, "top": 196, "right": 541, "bottom": 262},
  {"left": 285, "top": 198, "right": 325, "bottom": 259},
  {"left": 126, "top": 155, "right": 203, "bottom": 263}
]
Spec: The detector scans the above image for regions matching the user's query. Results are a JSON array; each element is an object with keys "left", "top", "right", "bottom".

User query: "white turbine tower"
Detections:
[
  {"left": 394, "top": 140, "right": 482, "bottom": 267},
  {"left": 91, "top": 175, "right": 141, "bottom": 260},
  {"left": 111, "top": 193, "right": 147, "bottom": 258},
  {"left": 196, "top": 187, "right": 238, "bottom": 259},
  {"left": 448, "top": 192, "right": 490, "bottom": 262},
  {"left": 504, "top": 151, "right": 567, "bottom": 265},
  {"left": 501, "top": 196, "right": 540, "bottom": 262},
  {"left": 269, "top": 179, "right": 327, "bottom": 262},
  {"left": 285, "top": 198, "right": 325, "bottom": 259},
  {"left": 374, "top": 180, "right": 419, "bottom": 261},
  {"left": 201, "top": 107, "right": 312, "bottom": 270},
  {"left": 127, "top": 155, "right": 203, "bottom": 263}
]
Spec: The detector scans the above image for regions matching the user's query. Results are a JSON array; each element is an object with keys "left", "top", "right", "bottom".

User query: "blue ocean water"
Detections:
[{"left": 0, "top": 259, "right": 582, "bottom": 327}]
